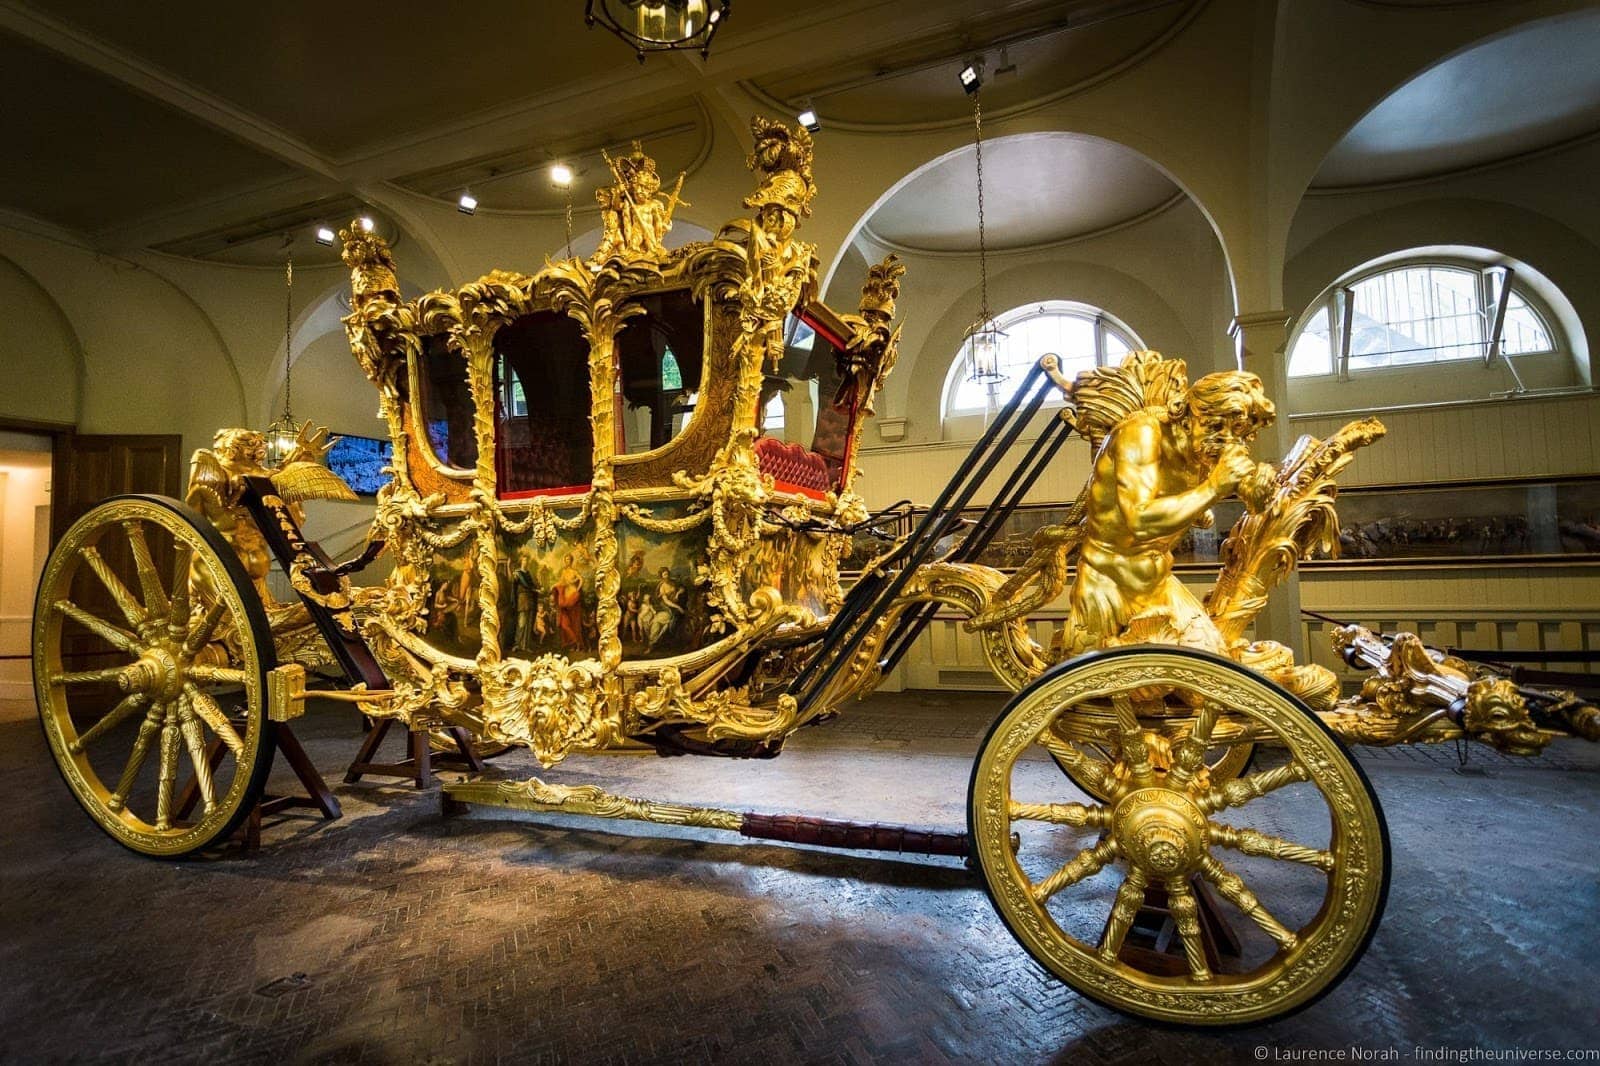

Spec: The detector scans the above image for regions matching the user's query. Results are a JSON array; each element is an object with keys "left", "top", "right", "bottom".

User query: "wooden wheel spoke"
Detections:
[
  {"left": 51, "top": 666, "right": 130, "bottom": 686},
  {"left": 1198, "top": 760, "right": 1311, "bottom": 814},
  {"left": 1038, "top": 731, "right": 1115, "bottom": 800},
  {"left": 1008, "top": 800, "right": 1110, "bottom": 829},
  {"left": 1209, "top": 823, "right": 1335, "bottom": 872},
  {"left": 182, "top": 683, "right": 245, "bottom": 755},
  {"left": 54, "top": 599, "right": 140, "bottom": 654},
  {"left": 108, "top": 702, "right": 165, "bottom": 812},
  {"left": 1164, "top": 878, "right": 1213, "bottom": 981},
  {"left": 1031, "top": 838, "right": 1119, "bottom": 904},
  {"left": 185, "top": 664, "right": 248, "bottom": 686},
  {"left": 80, "top": 546, "right": 146, "bottom": 630},
  {"left": 155, "top": 709, "right": 181, "bottom": 831},
  {"left": 1168, "top": 703, "right": 1219, "bottom": 791},
  {"left": 166, "top": 543, "right": 193, "bottom": 641},
  {"left": 68, "top": 692, "right": 148, "bottom": 752},
  {"left": 1198, "top": 854, "right": 1299, "bottom": 951},
  {"left": 183, "top": 601, "right": 228, "bottom": 657},
  {"left": 122, "top": 521, "right": 169, "bottom": 620},
  {"left": 1097, "top": 866, "right": 1149, "bottom": 961},
  {"left": 177, "top": 699, "right": 216, "bottom": 816}
]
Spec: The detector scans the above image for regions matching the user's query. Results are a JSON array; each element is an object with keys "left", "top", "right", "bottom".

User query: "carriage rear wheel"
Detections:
[
  {"left": 969, "top": 646, "right": 1388, "bottom": 1026},
  {"left": 33, "top": 495, "right": 276, "bottom": 857}
]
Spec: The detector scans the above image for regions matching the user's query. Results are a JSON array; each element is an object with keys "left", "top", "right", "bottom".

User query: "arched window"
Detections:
[
  {"left": 1289, "top": 256, "right": 1559, "bottom": 378},
  {"left": 943, "top": 300, "right": 1143, "bottom": 418}
]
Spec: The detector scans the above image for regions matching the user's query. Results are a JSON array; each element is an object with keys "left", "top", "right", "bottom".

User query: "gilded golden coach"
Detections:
[{"left": 32, "top": 119, "right": 1597, "bottom": 1028}]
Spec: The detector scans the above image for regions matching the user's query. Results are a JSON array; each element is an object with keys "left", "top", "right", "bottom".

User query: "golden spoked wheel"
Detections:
[
  {"left": 33, "top": 495, "right": 276, "bottom": 857},
  {"left": 969, "top": 646, "right": 1388, "bottom": 1027}
]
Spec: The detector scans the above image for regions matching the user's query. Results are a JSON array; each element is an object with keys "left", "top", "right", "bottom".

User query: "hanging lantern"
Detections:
[
  {"left": 585, "top": 0, "right": 730, "bottom": 61},
  {"left": 962, "top": 69, "right": 1007, "bottom": 387},
  {"left": 263, "top": 254, "right": 309, "bottom": 468},
  {"left": 963, "top": 316, "right": 1007, "bottom": 384}
]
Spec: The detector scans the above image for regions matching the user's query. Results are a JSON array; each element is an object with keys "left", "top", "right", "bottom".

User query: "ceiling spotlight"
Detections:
[
  {"left": 314, "top": 226, "right": 335, "bottom": 246},
  {"left": 458, "top": 192, "right": 478, "bottom": 215},
  {"left": 797, "top": 107, "right": 820, "bottom": 133},
  {"left": 550, "top": 163, "right": 574, "bottom": 188},
  {"left": 959, "top": 60, "right": 983, "bottom": 95},
  {"left": 358, "top": 216, "right": 375, "bottom": 232}
]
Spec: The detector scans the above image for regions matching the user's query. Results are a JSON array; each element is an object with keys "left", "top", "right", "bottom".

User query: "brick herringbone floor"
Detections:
[{"left": 1, "top": 690, "right": 1597, "bottom": 1064}]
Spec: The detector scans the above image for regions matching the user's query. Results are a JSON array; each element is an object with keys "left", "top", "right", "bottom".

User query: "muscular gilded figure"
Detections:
[{"left": 1057, "top": 371, "right": 1276, "bottom": 658}]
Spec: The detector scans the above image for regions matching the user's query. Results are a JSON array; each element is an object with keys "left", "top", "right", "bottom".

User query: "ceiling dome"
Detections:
[
  {"left": 863, "top": 132, "right": 1179, "bottom": 253},
  {"left": 1314, "top": 10, "right": 1600, "bottom": 188}
]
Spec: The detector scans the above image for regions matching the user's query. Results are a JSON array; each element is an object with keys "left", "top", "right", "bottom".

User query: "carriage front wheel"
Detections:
[
  {"left": 33, "top": 495, "right": 276, "bottom": 857},
  {"left": 968, "top": 646, "right": 1389, "bottom": 1026}
]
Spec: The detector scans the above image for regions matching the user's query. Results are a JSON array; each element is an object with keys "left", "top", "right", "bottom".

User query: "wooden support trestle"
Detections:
[
  {"left": 345, "top": 717, "right": 485, "bottom": 789},
  {"left": 1116, "top": 876, "right": 1243, "bottom": 975},
  {"left": 176, "top": 720, "right": 342, "bottom": 854}
]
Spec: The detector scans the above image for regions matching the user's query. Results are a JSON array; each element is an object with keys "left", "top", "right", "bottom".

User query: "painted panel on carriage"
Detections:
[
  {"left": 423, "top": 539, "right": 481, "bottom": 658},
  {"left": 614, "top": 517, "right": 712, "bottom": 659},
  {"left": 482, "top": 509, "right": 712, "bottom": 663},
  {"left": 745, "top": 526, "right": 844, "bottom": 620}
]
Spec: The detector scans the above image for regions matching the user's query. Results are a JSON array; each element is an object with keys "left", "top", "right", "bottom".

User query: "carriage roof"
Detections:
[{"left": 338, "top": 122, "right": 904, "bottom": 518}]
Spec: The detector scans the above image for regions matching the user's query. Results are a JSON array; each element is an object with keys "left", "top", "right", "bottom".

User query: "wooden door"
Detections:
[
  {"left": 53, "top": 433, "right": 184, "bottom": 540},
  {"left": 49, "top": 434, "right": 185, "bottom": 678}
]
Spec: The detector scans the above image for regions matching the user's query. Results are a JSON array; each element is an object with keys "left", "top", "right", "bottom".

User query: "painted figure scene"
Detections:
[{"left": 490, "top": 523, "right": 711, "bottom": 662}]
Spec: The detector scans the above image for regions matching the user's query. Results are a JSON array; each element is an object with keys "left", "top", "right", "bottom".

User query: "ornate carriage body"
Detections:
[{"left": 334, "top": 126, "right": 910, "bottom": 765}]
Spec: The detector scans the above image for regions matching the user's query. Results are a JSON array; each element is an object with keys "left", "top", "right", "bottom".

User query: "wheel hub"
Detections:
[
  {"left": 117, "top": 644, "right": 185, "bottom": 700},
  {"left": 1112, "top": 787, "right": 1207, "bottom": 877}
]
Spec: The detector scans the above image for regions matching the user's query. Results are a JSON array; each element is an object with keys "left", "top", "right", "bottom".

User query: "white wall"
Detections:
[{"left": 0, "top": 437, "right": 51, "bottom": 699}]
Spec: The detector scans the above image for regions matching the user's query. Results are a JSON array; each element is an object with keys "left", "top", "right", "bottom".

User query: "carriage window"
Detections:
[
  {"left": 778, "top": 308, "right": 851, "bottom": 484},
  {"left": 419, "top": 335, "right": 478, "bottom": 470},
  {"left": 495, "top": 311, "right": 594, "bottom": 495},
  {"left": 617, "top": 290, "right": 706, "bottom": 454}
]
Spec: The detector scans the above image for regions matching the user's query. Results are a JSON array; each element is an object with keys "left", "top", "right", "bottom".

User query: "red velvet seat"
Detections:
[{"left": 754, "top": 436, "right": 831, "bottom": 497}]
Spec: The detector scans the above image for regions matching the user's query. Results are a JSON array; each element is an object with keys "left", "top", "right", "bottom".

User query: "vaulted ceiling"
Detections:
[
  {"left": 1313, "top": 7, "right": 1600, "bottom": 189},
  {"left": 5, "top": 1, "right": 1592, "bottom": 270},
  {"left": 0, "top": 0, "right": 1191, "bottom": 266}
]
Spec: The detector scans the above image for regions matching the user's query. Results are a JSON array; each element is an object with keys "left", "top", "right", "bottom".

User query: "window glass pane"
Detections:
[
  {"left": 948, "top": 302, "right": 1127, "bottom": 415},
  {"left": 1500, "top": 291, "right": 1553, "bottom": 355},
  {"left": 419, "top": 336, "right": 478, "bottom": 469},
  {"left": 1288, "top": 306, "right": 1333, "bottom": 377},
  {"left": 495, "top": 311, "right": 592, "bottom": 493},
  {"left": 1104, "top": 330, "right": 1131, "bottom": 358},
  {"left": 1347, "top": 266, "right": 1484, "bottom": 369},
  {"left": 762, "top": 392, "right": 784, "bottom": 433},
  {"left": 660, "top": 350, "right": 683, "bottom": 390},
  {"left": 615, "top": 290, "right": 705, "bottom": 454}
]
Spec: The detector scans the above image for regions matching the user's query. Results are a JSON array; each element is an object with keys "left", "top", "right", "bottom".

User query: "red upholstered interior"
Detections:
[{"left": 754, "top": 436, "right": 831, "bottom": 497}]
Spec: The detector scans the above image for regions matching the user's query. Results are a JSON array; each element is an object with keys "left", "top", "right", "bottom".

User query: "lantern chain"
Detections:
[
  {"left": 283, "top": 255, "right": 294, "bottom": 422},
  {"left": 975, "top": 88, "right": 990, "bottom": 325}
]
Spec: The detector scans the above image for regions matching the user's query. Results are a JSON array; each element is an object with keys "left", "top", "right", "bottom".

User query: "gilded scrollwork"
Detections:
[{"left": 1319, "top": 625, "right": 1593, "bottom": 755}]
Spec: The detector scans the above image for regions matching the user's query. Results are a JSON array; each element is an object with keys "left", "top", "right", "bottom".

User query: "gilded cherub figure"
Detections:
[
  {"left": 594, "top": 142, "right": 688, "bottom": 261},
  {"left": 736, "top": 119, "right": 818, "bottom": 371},
  {"left": 186, "top": 424, "right": 356, "bottom": 607}
]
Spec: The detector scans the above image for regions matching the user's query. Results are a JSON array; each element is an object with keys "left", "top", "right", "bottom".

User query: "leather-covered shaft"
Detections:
[{"left": 739, "top": 812, "right": 969, "bottom": 857}]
